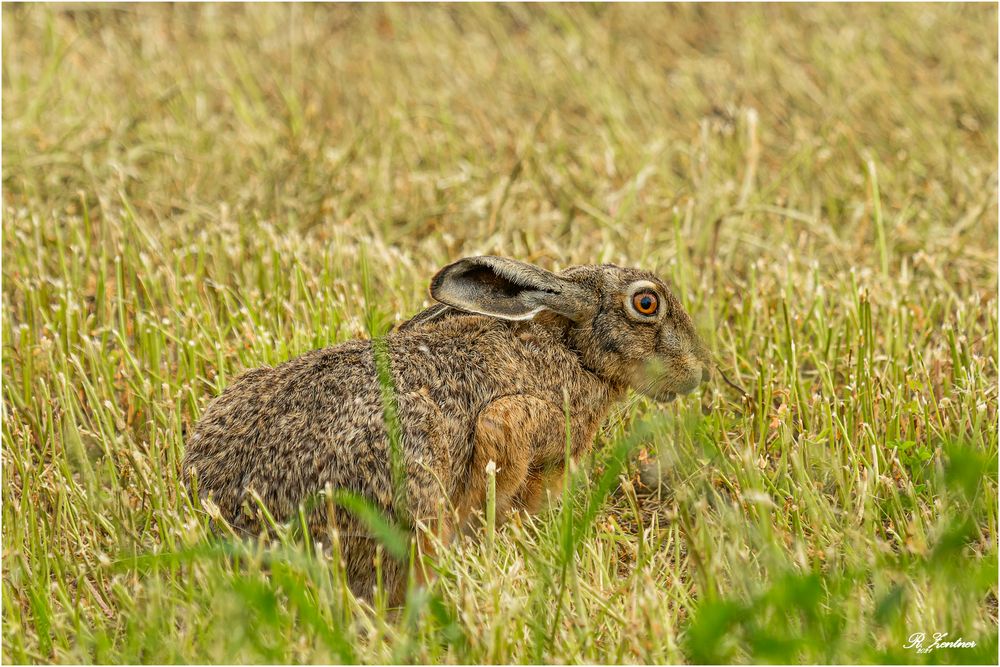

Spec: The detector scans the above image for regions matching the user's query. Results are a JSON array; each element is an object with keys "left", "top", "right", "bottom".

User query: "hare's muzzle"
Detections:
[{"left": 635, "top": 353, "right": 707, "bottom": 402}]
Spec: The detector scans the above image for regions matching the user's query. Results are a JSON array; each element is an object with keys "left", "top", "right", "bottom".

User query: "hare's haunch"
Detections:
[{"left": 183, "top": 256, "right": 709, "bottom": 602}]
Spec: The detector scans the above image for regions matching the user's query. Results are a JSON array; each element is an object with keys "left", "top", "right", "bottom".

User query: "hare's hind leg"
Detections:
[
  {"left": 403, "top": 474, "right": 453, "bottom": 601},
  {"left": 309, "top": 388, "right": 452, "bottom": 606},
  {"left": 393, "top": 389, "right": 454, "bottom": 603}
]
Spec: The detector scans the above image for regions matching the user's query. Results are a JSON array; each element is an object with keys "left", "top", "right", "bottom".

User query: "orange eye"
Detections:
[{"left": 632, "top": 291, "right": 659, "bottom": 316}]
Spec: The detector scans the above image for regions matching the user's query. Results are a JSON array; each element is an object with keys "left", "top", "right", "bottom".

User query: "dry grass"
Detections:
[{"left": 2, "top": 3, "right": 998, "bottom": 663}]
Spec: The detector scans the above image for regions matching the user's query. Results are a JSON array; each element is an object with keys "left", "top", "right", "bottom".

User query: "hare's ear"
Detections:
[{"left": 430, "top": 256, "right": 590, "bottom": 321}]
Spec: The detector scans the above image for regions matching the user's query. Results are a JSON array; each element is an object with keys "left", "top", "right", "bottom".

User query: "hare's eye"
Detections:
[{"left": 632, "top": 292, "right": 659, "bottom": 316}]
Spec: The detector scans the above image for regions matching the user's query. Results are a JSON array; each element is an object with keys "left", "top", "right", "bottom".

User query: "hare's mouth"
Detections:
[{"left": 650, "top": 388, "right": 677, "bottom": 403}]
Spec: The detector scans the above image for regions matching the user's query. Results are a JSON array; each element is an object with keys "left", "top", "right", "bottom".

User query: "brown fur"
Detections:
[{"left": 183, "top": 257, "right": 709, "bottom": 603}]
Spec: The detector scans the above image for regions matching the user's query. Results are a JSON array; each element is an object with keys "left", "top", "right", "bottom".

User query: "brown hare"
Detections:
[{"left": 183, "top": 256, "right": 710, "bottom": 603}]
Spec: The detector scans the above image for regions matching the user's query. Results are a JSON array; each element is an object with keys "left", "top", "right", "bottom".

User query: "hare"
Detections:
[{"left": 183, "top": 256, "right": 710, "bottom": 603}]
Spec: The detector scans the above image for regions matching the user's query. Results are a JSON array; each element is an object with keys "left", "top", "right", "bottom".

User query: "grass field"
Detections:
[{"left": 2, "top": 3, "right": 998, "bottom": 664}]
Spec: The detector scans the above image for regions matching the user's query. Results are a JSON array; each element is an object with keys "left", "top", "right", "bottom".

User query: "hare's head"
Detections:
[{"left": 430, "top": 256, "right": 710, "bottom": 401}]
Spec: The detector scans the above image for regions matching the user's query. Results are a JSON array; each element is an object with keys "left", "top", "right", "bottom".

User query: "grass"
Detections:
[{"left": 2, "top": 3, "right": 998, "bottom": 664}]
